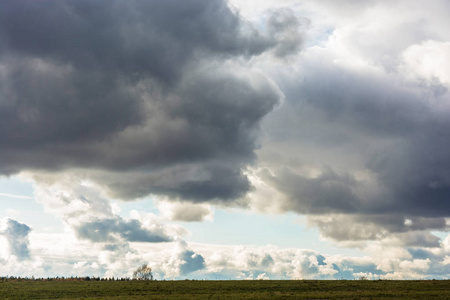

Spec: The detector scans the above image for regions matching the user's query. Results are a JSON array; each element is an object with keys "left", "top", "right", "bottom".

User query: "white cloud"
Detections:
[
  {"left": 5, "top": 208, "right": 20, "bottom": 218},
  {"left": 0, "top": 192, "right": 32, "bottom": 200},
  {"left": 128, "top": 210, "right": 188, "bottom": 238},
  {"left": 158, "top": 240, "right": 205, "bottom": 278},
  {"left": 442, "top": 256, "right": 450, "bottom": 265},
  {"left": 401, "top": 40, "right": 450, "bottom": 86},
  {"left": 2, "top": 227, "right": 450, "bottom": 279},
  {"left": 256, "top": 272, "right": 270, "bottom": 280},
  {"left": 0, "top": 218, "right": 32, "bottom": 260},
  {"left": 0, "top": 235, "right": 9, "bottom": 260}
]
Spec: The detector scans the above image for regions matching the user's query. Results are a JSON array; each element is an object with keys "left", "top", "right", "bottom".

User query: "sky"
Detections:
[{"left": 0, "top": 0, "right": 449, "bottom": 280}]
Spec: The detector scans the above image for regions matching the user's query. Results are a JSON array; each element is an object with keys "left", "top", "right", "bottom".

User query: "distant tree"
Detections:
[
  {"left": 133, "top": 264, "right": 154, "bottom": 280},
  {"left": 358, "top": 276, "right": 368, "bottom": 280}
]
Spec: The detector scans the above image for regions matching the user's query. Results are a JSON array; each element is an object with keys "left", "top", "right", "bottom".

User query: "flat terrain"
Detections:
[{"left": 1, "top": 279, "right": 449, "bottom": 299}]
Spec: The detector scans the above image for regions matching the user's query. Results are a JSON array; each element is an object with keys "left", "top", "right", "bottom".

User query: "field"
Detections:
[{"left": 1, "top": 279, "right": 449, "bottom": 299}]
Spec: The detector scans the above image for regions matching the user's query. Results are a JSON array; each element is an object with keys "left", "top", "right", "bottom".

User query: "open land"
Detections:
[{"left": 1, "top": 279, "right": 449, "bottom": 299}]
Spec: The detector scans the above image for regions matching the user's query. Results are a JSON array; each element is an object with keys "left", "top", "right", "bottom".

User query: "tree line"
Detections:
[
  {"left": 0, "top": 276, "right": 135, "bottom": 282},
  {"left": 1, "top": 264, "right": 155, "bottom": 283}
]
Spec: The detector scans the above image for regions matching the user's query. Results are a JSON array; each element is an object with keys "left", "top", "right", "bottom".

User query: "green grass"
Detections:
[{"left": 1, "top": 280, "right": 449, "bottom": 299}]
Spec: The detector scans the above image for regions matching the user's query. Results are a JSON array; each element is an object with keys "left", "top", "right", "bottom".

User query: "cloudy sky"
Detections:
[{"left": 1, "top": 0, "right": 450, "bottom": 280}]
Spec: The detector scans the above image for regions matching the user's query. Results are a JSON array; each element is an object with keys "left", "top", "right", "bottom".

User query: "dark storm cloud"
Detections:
[
  {"left": 0, "top": 0, "right": 300, "bottom": 201},
  {"left": 261, "top": 51, "right": 450, "bottom": 243},
  {"left": 268, "top": 167, "right": 361, "bottom": 214},
  {"left": 76, "top": 218, "right": 171, "bottom": 243},
  {"left": 297, "top": 62, "right": 450, "bottom": 220},
  {"left": 367, "top": 123, "right": 450, "bottom": 217},
  {"left": 1, "top": 218, "right": 32, "bottom": 259},
  {"left": 99, "top": 165, "right": 251, "bottom": 202},
  {"left": 0, "top": 0, "right": 270, "bottom": 82}
]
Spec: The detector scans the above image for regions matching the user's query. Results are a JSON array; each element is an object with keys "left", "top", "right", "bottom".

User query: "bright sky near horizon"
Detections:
[{"left": 0, "top": 0, "right": 449, "bottom": 280}]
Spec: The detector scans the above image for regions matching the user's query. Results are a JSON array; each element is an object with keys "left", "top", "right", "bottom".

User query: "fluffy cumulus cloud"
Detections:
[
  {"left": 1, "top": 0, "right": 450, "bottom": 280},
  {"left": 3, "top": 233, "right": 450, "bottom": 279},
  {"left": 0, "top": 218, "right": 47, "bottom": 277},
  {"left": 137, "top": 242, "right": 450, "bottom": 280},
  {"left": 0, "top": 218, "right": 32, "bottom": 260},
  {"left": 158, "top": 240, "right": 206, "bottom": 278},
  {"left": 31, "top": 175, "right": 180, "bottom": 249}
]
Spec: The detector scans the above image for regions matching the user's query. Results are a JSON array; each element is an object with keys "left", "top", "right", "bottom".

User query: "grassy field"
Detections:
[{"left": 1, "top": 279, "right": 449, "bottom": 299}]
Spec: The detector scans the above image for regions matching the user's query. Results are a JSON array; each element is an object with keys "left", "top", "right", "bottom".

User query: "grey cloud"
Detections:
[
  {"left": 1, "top": 218, "right": 32, "bottom": 259},
  {"left": 308, "top": 215, "right": 385, "bottom": 242},
  {"left": 95, "top": 164, "right": 251, "bottom": 202},
  {"left": 259, "top": 43, "right": 450, "bottom": 243},
  {"left": 76, "top": 218, "right": 171, "bottom": 244},
  {"left": 170, "top": 207, "right": 211, "bottom": 223},
  {"left": 367, "top": 125, "right": 450, "bottom": 217},
  {"left": 399, "top": 231, "right": 442, "bottom": 248},
  {"left": 295, "top": 62, "right": 450, "bottom": 218},
  {"left": 308, "top": 214, "right": 445, "bottom": 246},
  {"left": 261, "top": 254, "right": 275, "bottom": 267},
  {"left": 157, "top": 240, "right": 206, "bottom": 278},
  {"left": 244, "top": 253, "right": 275, "bottom": 269},
  {"left": 0, "top": 0, "right": 270, "bottom": 82},
  {"left": 0, "top": 0, "right": 295, "bottom": 202},
  {"left": 267, "top": 8, "right": 303, "bottom": 58},
  {"left": 160, "top": 201, "right": 213, "bottom": 222},
  {"left": 408, "top": 248, "right": 439, "bottom": 260},
  {"left": 179, "top": 250, "right": 206, "bottom": 275},
  {"left": 269, "top": 167, "right": 361, "bottom": 214},
  {"left": 296, "top": 62, "right": 428, "bottom": 137}
]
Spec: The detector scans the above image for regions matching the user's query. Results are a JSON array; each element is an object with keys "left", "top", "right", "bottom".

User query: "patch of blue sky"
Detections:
[
  {"left": 179, "top": 208, "right": 365, "bottom": 257},
  {"left": 431, "top": 231, "right": 449, "bottom": 241},
  {"left": 0, "top": 175, "right": 366, "bottom": 258},
  {"left": 0, "top": 175, "right": 64, "bottom": 233},
  {"left": 113, "top": 197, "right": 364, "bottom": 256},
  {"left": 304, "top": 26, "right": 335, "bottom": 47}
]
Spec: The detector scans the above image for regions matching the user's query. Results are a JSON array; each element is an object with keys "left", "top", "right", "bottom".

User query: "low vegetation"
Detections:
[{"left": 0, "top": 278, "right": 449, "bottom": 299}]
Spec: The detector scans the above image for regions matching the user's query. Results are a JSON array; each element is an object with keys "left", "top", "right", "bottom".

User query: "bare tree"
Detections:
[{"left": 133, "top": 264, "right": 153, "bottom": 280}]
